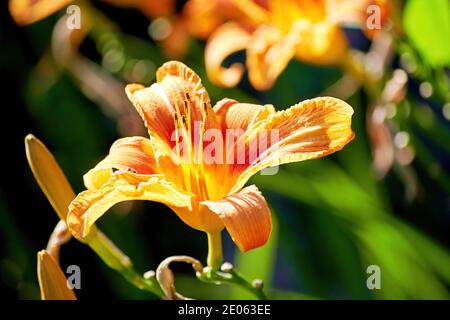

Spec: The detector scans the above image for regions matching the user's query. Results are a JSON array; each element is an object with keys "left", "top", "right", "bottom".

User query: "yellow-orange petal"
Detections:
[
  {"left": 67, "top": 172, "right": 192, "bottom": 239},
  {"left": 184, "top": 0, "right": 264, "bottom": 39},
  {"left": 25, "top": 134, "right": 75, "bottom": 221},
  {"left": 201, "top": 185, "right": 271, "bottom": 252},
  {"left": 246, "top": 24, "right": 298, "bottom": 90},
  {"left": 230, "top": 97, "right": 354, "bottom": 193},
  {"left": 126, "top": 61, "right": 219, "bottom": 155},
  {"left": 183, "top": 0, "right": 224, "bottom": 39},
  {"left": 37, "top": 250, "right": 76, "bottom": 300},
  {"left": 213, "top": 98, "right": 275, "bottom": 132},
  {"left": 9, "top": 0, "right": 72, "bottom": 25},
  {"left": 292, "top": 20, "right": 348, "bottom": 66},
  {"left": 83, "top": 136, "right": 158, "bottom": 191},
  {"left": 205, "top": 22, "right": 252, "bottom": 88}
]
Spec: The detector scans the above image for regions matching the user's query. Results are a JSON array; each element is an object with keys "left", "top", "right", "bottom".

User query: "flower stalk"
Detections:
[
  {"left": 207, "top": 232, "right": 223, "bottom": 270},
  {"left": 85, "top": 227, "right": 164, "bottom": 297}
]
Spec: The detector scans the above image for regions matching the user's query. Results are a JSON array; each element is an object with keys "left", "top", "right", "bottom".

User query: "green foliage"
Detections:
[{"left": 403, "top": 0, "right": 450, "bottom": 67}]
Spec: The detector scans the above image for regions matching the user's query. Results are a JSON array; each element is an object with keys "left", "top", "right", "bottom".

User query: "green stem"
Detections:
[
  {"left": 198, "top": 268, "right": 266, "bottom": 300},
  {"left": 85, "top": 227, "right": 163, "bottom": 298},
  {"left": 207, "top": 232, "right": 223, "bottom": 270}
]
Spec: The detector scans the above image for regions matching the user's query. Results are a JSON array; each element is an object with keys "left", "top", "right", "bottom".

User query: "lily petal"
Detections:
[
  {"left": 83, "top": 136, "right": 158, "bottom": 191},
  {"left": 9, "top": 0, "right": 72, "bottom": 25},
  {"left": 205, "top": 22, "right": 252, "bottom": 87},
  {"left": 67, "top": 172, "right": 192, "bottom": 239},
  {"left": 246, "top": 25, "right": 299, "bottom": 90},
  {"left": 213, "top": 98, "right": 275, "bottom": 132},
  {"left": 202, "top": 185, "right": 271, "bottom": 252},
  {"left": 293, "top": 20, "right": 348, "bottom": 66},
  {"left": 126, "top": 61, "right": 219, "bottom": 154},
  {"left": 37, "top": 250, "right": 76, "bottom": 300},
  {"left": 230, "top": 97, "right": 354, "bottom": 193}
]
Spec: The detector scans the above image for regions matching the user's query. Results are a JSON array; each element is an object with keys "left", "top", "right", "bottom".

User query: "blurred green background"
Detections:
[{"left": 1, "top": 0, "right": 449, "bottom": 299}]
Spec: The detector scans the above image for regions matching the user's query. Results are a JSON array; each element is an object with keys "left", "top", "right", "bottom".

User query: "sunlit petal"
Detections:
[
  {"left": 67, "top": 172, "right": 192, "bottom": 239},
  {"left": 126, "top": 61, "right": 219, "bottom": 154},
  {"left": 201, "top": 185, "right": 271, "bottom": 252},
  {"left": 230, "top": 97, "right": 354, "bottom": 193},
  {"left": 83, "top": 136, "right": 158, "bottom": 190},
  {"left": 214, "top": 98, "right": 275, "bottom": 132}
]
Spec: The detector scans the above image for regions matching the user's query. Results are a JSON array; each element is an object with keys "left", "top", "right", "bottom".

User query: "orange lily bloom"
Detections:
[
  {"left": 204, "top": 0, "right": 389, "bottom": 90},
  {"left": 9, "top": 0, "right": 175, "bottom": 25},
  {"left": 9, "top": 0, "right": 189, "bottom": 58},
  {"left": 66, "top": 61, "right": 354, "bottom": 254}
]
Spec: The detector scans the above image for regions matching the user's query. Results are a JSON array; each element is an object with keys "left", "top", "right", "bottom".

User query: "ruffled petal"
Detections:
[
  {"left": 126, "top": 61, "right": 219, "bottom": 155},
  {"left": 213, "top": 98, "right": 275, "bottom": 132},
  {"left": 201, "top": 185, "right": 271, "bottom": 252},
  {"left": 67, "top": 172, "right": 192, "bottom": 239},
  {"left": 230, "top": 97, "right": 354, "bottom": 193},
  {"left": 37, "top": 250, "right": 77, "bottom": 300},
  {"left": 205, "top": 22, "right": 252, "bottom": 87},
  {"left": 83, "top": 136, "right": 158, "bottom": 190}
]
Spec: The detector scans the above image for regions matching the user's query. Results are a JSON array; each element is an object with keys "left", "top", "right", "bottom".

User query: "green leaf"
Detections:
[{"left": 403, "top": 0, "right": 450, "bottom": 67}]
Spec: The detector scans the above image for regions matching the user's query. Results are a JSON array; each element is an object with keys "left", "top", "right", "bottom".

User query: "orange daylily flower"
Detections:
[
  {"left": 9, "top": 0, "right": 188, "bottom": 58},
  {"left": 9, "top": 0, "right": 175, "bottom": 25},
  {"left": 204, "top": 0, "right": 390, "bottom": 90},
  {"left": 66, "top": 61, "right": 354, "bottom": 252}
]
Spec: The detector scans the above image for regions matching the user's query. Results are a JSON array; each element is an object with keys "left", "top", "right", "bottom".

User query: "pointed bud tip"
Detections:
[{"left": 25, "top": 133, "right": 36, "bottom": 143}]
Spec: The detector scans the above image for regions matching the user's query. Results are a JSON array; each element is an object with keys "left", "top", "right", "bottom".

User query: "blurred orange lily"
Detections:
[
  {"left": 67, "top": 61, "right": 354, "bottom": 258},
  {"left": 9, "top": 0, "right": 175, "bottom": 25},
  {"left": 204, "top": 0, "right": 389, "bottom": 90}
]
